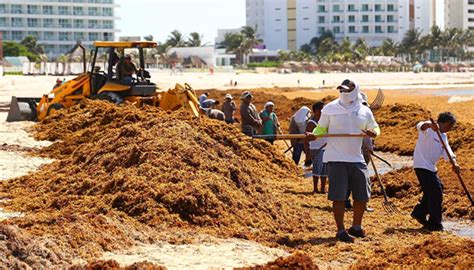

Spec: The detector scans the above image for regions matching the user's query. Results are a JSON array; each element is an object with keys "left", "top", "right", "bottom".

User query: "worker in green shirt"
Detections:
[{"left": 259, "top": 101, "right": 280, "bottom": 144}]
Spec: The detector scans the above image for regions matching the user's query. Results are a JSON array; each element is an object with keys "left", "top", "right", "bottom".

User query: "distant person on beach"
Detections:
[
  {"left": 222, "top": 94, "right": 236, "bottom": 124},
  {"left": 289, "top": 106, "right": 311, "bottom": 165},
  {"left": 305, "top": 101, "right": 327, "bottom": 194},
  {"left": 259, "top": 101, "right": 280, "bottom": 144},
  {"left": 307, "top": 79, "right": 380, "bottom": 243},
  {"left": 199, "top": 92, "right": 209, "bottom": 106},
  {"left": 234, "top": 81, "right": 238, "bottom": 87},
  {"left": 411, "top": 112, "right": 460, "bottom": 232},
  {"left": 240, "top": 91, "right": 262, "bottom": 136}
]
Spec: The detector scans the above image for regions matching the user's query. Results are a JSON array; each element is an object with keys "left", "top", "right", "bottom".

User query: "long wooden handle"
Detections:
[
  {"left": 429, "top": 118, "right": 473, "bottom": 206},
  {"left": 253, "top": 133, "right": 367, "bottom": 140}
]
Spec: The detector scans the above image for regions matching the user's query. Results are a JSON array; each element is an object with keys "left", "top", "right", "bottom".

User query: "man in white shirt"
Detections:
[
  {"left": 411, "top": 112, "right": 460, "bottom": 231},
  {"left": 308, "top": 79, "right": 379, "bottom": 243}
]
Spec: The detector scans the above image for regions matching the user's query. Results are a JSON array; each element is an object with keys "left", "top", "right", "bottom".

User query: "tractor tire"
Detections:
[
  {"left": 46, "top": 103, "right": 64, "bottom": 117},
  {"left": 95, "top": 92, "right": 123, "bottom": 105}
]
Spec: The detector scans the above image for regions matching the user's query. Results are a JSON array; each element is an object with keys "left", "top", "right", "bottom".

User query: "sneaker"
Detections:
[
  {"left": 336, "top": 230, "right": 354, "bottom": 243},
  {"left": 366, "top": 207, "right": 374, "bottom": 212},
  {"left": 411, "top": 213, "right": 428, "bottom": 227},
  {"left": 348, "top": 227, "right": 366, "bottom": 238}
]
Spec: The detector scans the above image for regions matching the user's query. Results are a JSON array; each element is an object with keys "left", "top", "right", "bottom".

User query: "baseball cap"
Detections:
[
  {"left": 240, "top": 91, "right": 253, "bottom": 100},
  {"left": 337, "top": 79, "right": 355, "bottom": 91}
]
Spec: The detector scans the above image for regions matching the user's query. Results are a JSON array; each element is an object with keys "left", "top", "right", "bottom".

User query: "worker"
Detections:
[
  {"left": 307, "top": 79, "right": 380, "bottom": 243},
  {"left": 411, "top": 112, "right": 460, "bottom": 231},
  {"left": 259, "top": 101, "right": 280, "bottom": 144},
  {"left": 305, "top": 101, "right": 327, "bottom": 194},
  {"left": 199, "top": 92, "right": 209, "bottom": 106},
  {"left": 222, "top": 94, "right": 236, "bottom": 124},
  {"left": 240, "top": 91, "right": 261, "bottom": 136},
  {"left": 116, "top": 54, "right": 137, "bottom": 85},
  {"left": 52, "top": 78, "right": 62, "bottom": 89},
  {"left": 204, "top": 108, "right": 225, "bottom": 121},
  {"left": 201, "top": 99, "right": 219, "bottom": 109},
  {"left": 289, "top": 106, "right": 310, "bottom": 165}
]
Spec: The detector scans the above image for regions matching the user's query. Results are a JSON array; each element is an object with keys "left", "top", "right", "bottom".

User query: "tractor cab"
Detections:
[{"left": 90, "top": 41, "right": 158, "bottom": 103}]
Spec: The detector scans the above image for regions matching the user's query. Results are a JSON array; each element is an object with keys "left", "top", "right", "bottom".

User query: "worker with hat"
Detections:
[
  {"left": 259, "top": 101, "right": 280, "bottom": 144},
  {"left": 222, "top": 94, "right": 236, "bottom": 124},
  {"left": 52, "top": 78, "right": 62, "bottom": 89},
  {"left": 307, "top": 79, "right": 380, "bottom": 243},
  {"left": 116, "top": 54, "right": 138, "bottom": 85},
  {"left": 240, "top": 91, "right": 262, "bottom": 136}
]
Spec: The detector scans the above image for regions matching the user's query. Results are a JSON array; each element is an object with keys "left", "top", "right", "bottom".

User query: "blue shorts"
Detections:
[{"left": 311, "top": 149, "right": 327, "bottom": 177}]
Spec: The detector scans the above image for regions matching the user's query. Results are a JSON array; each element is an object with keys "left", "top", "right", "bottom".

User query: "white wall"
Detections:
[
  {"left": 296, "top": 0, "right": 317, "bottom": 49},
  {"left": 263, "top": 0, "right": 287, "bottom": 50}
]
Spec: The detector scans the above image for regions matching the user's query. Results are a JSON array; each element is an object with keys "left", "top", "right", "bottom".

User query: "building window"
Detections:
[
  {"left": 362, "top": 26, "right": 369, "bottom": 33},
  {"left": 387, "top": 15, "right": 395, "bottom": 22},
  {"left": 349, "top": 26, "right": 356, "bottom": 33},
  {"left": 318, "top": 16, "right": 325, "bottom": 23},
  {"left": 58, "top": 6, "right": 70, "bottom": 15},
  {"left": 88, "top": 7, "right": 99, "bottom": 16},
  {"left": 27, "top": 31, "right": 40, "bottom": 39},
  {"left": 103, "top": 20, "right": 113, "bottom": 29},
  {"left": 59, "top": 32, "right": 71, "bottom": 41},
  {"left": 387, "top": 4, "right": 395, "bottom": 11},
  {"left": 318, "top": 27, "right": 325, "bottom": 34},
  {"left": 11, "top": 5, "right": 22, "bottom": 14},
  {"left": 333, "top": 26, "right": 340, "bottom": 34},
  {"left": 388, "top": 26, "right": 395, "bottom": 33},
  {"left": 361, "top": 4, "right": 369, "bottom": 11},
  {"left": 104, "top": 32, "right": 113, "bottom": 41},
  {"left": 27, "top": 5, "right": 39, "bottom": 14},
  {"left": 303, "top": 6, "right": 309, "bottom": 10},
  {"left": 275, "top": 19, "right": 281, "bottom": 21},
  {"left": 375, "top": 26, "right": 383, "bottom": 33},
  {"left": 333, "top": 16, "right": 340, "bottom": 23},
  {"left": 375, "top": 4, "right": 383, "bottom": 11},
  {"left": 0, "top": 18, "right": 7, "bottom": 27},
  {"left": 27, "top": 18, "right": 39, "bottom": 28},
  {"left": 89, "top": 32, "right": 99, "bottom": 41},
  {"left": 74, "top": 19, "right": 84, "bottom": 28},
  {"left": 318, "top": 5, "right": 325, "bottom": 12},
  {"left": 11, "top": 18, "right": 23, "bottom": 27},
  {"left": 88, "top": 20, "right": 99, "bottom": 28},
  {"left": 0, "top": 4, "right": 6, "bottom": 14},
  {"left": 59, "top": 19, "right": 71, "bottom": 28},
  {"left": 333, "top": 5, "right": 341, "bottom": 12},
  {"left": 73, "top": 7, "right": 84, "bottom": 15},
  {"left": 44, "top": 32, "right": 55, "bottom": 41},
  {"left": 348, "top": 4, "right": 356, "bottom": 12},
  {"left": 469, "top": 9, "right": 474, "bottom": 13},
  {"left": 12, "top": 31, "right": 23, "bottom": 40},
  {"left": 275, "top": 8, "right": 281, "bottom": 11},
  {"left": 43, "top": 6, "right": 53, "bottom": 15},
  {"left": 303, "top": 17, "right": 309, "bottom": 20},
  {"left": 275, "top": 29, "right": 281, "bottom": 32},
  {"left": 43, "top": 19, "right": 54, "bottom": 28},
  {"left": 74, "top": 32, "right": 85, "bottom": 41},
  {"left": 469, "top": 18, "right": 474, "bottom": 22},
  {"left": 375, "top": 15, "right": 383, "bottom": 22},
  {"left": 348, "top": 15, "right": 355, "bottom": 22},
  {"left": 103, "top": 7, "right": 113, "bottom": 16},
  {"left": 362, "top": 15, "right": 369, "bottom": 22}
]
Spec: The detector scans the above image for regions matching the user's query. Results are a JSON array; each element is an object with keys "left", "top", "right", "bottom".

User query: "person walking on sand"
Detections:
[
  {"left": 305, "top": 102, "right": 327, "bottom": 194},
  {"left": 222, "top": 94, "right": 236, "bottom": 124},
  {"left": 259, "top": 101, "right": 280, "bottom": 145},
  {"left": 289, "top": 106, "right": 311, "bottom": 165},
  {"left": 411, "top": 112, "right": 460, "bottom": 231},
  {"left": 307, "top": 79, "right": 380, "bottom": 243},
  {"left": 240, "top": 91, "right": 262, "bottom": 136}
]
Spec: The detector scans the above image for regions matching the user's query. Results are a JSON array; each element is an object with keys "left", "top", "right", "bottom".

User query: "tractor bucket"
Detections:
[{"left": 6, "top": 96, "right": 41, "bottom": 122}]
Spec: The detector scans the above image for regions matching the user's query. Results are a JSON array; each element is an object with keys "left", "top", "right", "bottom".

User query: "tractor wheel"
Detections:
[
  {"left": 95, "top": 92, "right": 123, "bottom": 105},
  {"left": 46, "top": 103, "right": 64, "bottom": 117}
]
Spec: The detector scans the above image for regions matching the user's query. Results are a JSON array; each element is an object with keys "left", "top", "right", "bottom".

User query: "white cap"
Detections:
[
  {"left": 264, "top": 101, "right": 274, "bottom": 108},
  {"left": 225, "top": 94, "right": 233, "bottom": 100}
]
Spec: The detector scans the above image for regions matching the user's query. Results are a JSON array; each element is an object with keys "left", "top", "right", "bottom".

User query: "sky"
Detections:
[{"left": 116, "top": 0, "right": 246, "bottom": 45}]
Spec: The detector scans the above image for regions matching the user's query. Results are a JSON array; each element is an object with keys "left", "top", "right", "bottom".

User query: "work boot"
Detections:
[
  {"left": 348, "top": 227, "right": 366, "bottom": 238},
  {"left": 411, "top": 212, "right": 428, "bottom": 227}
]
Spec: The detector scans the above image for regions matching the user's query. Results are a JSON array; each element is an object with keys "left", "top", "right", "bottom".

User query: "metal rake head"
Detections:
[
  {"left": 382, "top": 201, "right": 401, "bottom": 214},
  {"left": 370, "top": 88, "right": 385, "bottom": 111}
]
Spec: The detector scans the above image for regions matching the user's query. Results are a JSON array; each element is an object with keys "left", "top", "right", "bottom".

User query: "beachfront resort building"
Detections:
[
  {"left": 0, "top": 0, "right": 120, "bottom": 59},
  {"left": 246, "top": 0, "right": 441, "bottom": 50},
  {"left": 445, "top": 0, "right": 474, "bottom": 31}
]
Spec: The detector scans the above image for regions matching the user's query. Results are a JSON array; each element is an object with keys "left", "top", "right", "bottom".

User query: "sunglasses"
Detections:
[{"left": 338, "top": 87, "right": 355, "bottom": 93}]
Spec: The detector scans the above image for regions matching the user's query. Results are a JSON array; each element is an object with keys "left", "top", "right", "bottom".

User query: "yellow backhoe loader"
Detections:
[{"left": 7, "top": 41, "right": 200, "bottom": 122}]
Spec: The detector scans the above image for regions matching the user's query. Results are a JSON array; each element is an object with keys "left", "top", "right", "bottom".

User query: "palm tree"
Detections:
[
  {"left": 316, "top": 37, "right": 337, "bottom": 62},
  {"left": 400, "top": 29, "right": 422, "bottom": 62},
  {"left": 143, "top": 34, "right": 154, "bottom": 41},
  {"left": 352, "top": 37, "right": 369, "bottom": 61},
  {"left": 380, "top": 38, "right": 398, "bottom": 56},
  {"left": 239, "top": 26, "right": 263, "bottom": 65},
  {"left": 187, "top": 32, "right": 204, "bottom": 47},
  {"left": 166, "top": 30, "right": 186, "bottom": 47},
  {"left": 338, "top": 37, "right": 352, "bottom": 61},
  {"left": 222, "top": 32, "right": 244, "bottom": 64}
]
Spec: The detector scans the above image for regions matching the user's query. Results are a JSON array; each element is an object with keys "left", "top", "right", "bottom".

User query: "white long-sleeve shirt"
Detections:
[{"left": 413, "top": 121, "right": 456, "bottom": 172}]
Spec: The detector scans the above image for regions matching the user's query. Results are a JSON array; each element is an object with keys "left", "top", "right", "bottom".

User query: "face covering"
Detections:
[{"left": 339, "top": 84, "right": 360, "bottom": 107}]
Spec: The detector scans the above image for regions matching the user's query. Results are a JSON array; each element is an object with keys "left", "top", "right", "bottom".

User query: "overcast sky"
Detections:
[{"left": 116, "top": 0, "right": 246, "bottom": 45}]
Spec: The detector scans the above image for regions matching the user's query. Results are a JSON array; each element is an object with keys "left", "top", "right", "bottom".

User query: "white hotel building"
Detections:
[
  {"left": 445, "top": 0, "right": 474, "bottom": 31},
  {"left": 246, "top": 0, "right": 439, "bottom": 51},
  {"left": 0, "top": 0, "right": 119, "bottom": 58}
]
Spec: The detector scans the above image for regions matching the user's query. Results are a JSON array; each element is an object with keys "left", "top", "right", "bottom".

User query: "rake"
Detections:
[
  {"left": 369, "top": 88, "right": 385, "bottom": 111},
  {"left": 368, "top": 152, "right": 401, "bottom": 214}
]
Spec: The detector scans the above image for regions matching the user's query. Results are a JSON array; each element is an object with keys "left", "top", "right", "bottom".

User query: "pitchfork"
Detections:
[{"left": 368, "top": 152, "right": 401, "bottom": 214}]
